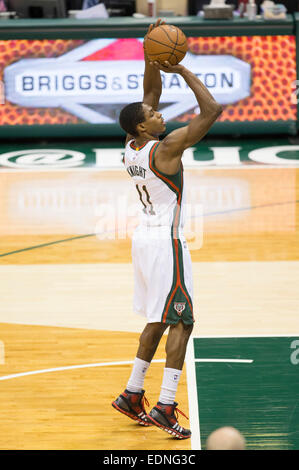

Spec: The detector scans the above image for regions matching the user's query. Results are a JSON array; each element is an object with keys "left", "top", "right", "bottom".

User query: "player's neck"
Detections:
[{"left": 134, "top": 134, "right": 159, "bottom": 147}]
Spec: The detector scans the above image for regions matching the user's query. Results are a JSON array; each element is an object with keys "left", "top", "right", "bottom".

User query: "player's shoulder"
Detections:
[
  {"left": 125, "top": 139, "right": 134, "bottom": 150},
  {"left": 125, "top": 136, "right": 134, "bottom": 148}
]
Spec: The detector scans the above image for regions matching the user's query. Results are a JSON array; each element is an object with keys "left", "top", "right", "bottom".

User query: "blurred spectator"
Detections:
[
  {"left": 0, "top": 0, "right": 7, "bottom": 12},
  {"left": 82, "top": 0, "right": 99, "bottom": 8},
  {"left": 206, "top": 426, "right": 246, "bottom": 450}
]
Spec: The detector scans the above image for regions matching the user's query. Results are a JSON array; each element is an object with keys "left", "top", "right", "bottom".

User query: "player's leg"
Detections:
[
  {"left": 146, "top": 230, "right": 195, "bottom": 438},
  {"left": 125, "top": 322, "right": 168, "bottom": 394},
  {"left": 147, "top": 320, "right": 194, "bottom": 438},
  {"left": 136, "top": 321, "right": 168, "bottom": 363},
  {"left": 112, "top": 230, "right": 165, "bottom": 425},
  {"left": 165, "top": 319, "right": 194, "bottom": 370},
  {"left": 112, "top": 322, "right": 168, "bottom": 426}
]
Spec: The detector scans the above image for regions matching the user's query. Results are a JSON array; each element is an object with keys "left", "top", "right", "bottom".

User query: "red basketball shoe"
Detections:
[
  {"left": 112, "top": 389, "right": 152, "bottom": 426},
  {"left": 147, "top": 402, "right": 191, "bottom": 439}
]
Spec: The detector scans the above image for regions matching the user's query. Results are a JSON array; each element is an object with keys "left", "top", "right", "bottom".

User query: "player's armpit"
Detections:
[{"left": 154, "top": 107, "right": 222, "bottom": 175}]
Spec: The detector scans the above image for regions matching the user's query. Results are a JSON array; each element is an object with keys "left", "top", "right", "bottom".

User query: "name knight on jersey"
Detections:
[{"left": 127, "top": 165, "right": 146, "bottom": 178}]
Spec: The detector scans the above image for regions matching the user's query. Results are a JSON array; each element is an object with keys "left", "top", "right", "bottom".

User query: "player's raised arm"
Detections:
[
  {"left": 124, "top": 19, "right": 164, "bottom": 146},
  {"left": 153, "top": 61, "right": 223, "bottom": 174},
  {"left": 142, "top": 19, "right": 164, "bottom": 111}
]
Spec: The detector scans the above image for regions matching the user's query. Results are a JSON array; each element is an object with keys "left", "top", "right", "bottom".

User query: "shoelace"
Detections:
[
  {"left": 141, "top": 394, "right": 150, "bottom": 411},
  {"left": 174, "top": 406, "right": 189, "bottom": 421}
]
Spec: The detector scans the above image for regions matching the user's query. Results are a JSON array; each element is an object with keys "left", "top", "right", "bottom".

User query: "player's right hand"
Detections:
[{"left": 144, "top": 18, "right": 166, "bottom": 47}]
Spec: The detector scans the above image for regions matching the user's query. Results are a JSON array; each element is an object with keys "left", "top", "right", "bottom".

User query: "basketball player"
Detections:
[{"left": 112, "top": 19, "right": 222, "bottom": 439}]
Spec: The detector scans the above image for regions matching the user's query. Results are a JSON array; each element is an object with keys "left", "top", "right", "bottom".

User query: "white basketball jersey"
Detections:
[{"left": 124, "top": 139, "right": 186, "bottom": 230}]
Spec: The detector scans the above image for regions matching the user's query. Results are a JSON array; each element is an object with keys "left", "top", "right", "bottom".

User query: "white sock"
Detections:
[
  {"left": 159, "top": 367, "right": 182, "bottom": 404},
  {"left": 126, "top": 357, "right": 150, "bottom": 393}
]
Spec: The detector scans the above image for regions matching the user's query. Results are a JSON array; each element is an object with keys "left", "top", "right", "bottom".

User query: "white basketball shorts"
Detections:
[{"left": 131, "top": 225, "right": 194, "bottom": 325}]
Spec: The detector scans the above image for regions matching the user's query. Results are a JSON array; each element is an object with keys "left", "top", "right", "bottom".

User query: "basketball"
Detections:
[{"left": 144, "top": 24, "right": 188, "bottom": 66}]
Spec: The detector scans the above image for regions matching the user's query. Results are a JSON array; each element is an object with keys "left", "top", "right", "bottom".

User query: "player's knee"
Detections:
[
  {"left": 166, "top": 321, "right": 193, "bottom": 353},
  {"left": 184, "top": 322, "right": 194, "bottom": 339},
  {"left": 175, "top": 320, "right": 194, "bottom": 340},
  {"left": 139, "top": 323, "right": 165, "bottom": 348}
]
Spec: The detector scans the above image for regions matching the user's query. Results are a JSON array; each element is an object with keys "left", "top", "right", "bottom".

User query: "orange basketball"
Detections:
[{"left": 144, "top": 24, "right": 188, "bottom": 66}]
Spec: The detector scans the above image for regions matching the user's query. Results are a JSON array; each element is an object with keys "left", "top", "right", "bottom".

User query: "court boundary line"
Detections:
[
  {"left": 191, "top": 334, "right": 299, "bottom": 338},
  {"left": 0, "top": 355, "right": 257, "bottom": 383},
  {"left": 0, "top": 359, "right": 167, "bottom": 382},
  {"left": 186, "top": 339, "right": 201, "bottom": 451},
  {"left": 195, "top": 359, "right": 253, "bottom": 363}
]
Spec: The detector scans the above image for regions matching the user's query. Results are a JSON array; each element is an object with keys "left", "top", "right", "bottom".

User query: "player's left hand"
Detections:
[{"left": 150, "top": 60, "right": 185, "bottom": 75}]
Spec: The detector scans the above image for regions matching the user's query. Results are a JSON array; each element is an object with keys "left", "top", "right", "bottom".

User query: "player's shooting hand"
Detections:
[
  {"left": 143, "top": 18, "right": 166, "bottom": 51},
  {"left": 150, "top": 60, "right": 185, "bottom": 74},
  {"left": 147, "top": 18, "right": 166, "bottom": 36}
]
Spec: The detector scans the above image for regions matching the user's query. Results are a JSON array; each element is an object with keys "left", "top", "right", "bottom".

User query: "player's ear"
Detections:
[{"left": 136, "top": 122, "right": 146, "bottom": 134}]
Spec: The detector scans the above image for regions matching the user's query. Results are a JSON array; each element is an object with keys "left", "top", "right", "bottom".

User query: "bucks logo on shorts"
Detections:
[{"left": 174, "top": 302, "right": 186, "bottom": 316}]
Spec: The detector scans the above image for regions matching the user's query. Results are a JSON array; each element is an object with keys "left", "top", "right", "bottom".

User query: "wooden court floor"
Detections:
[{"left": 0, "top": 166, "right": 298, "bottom": 450}]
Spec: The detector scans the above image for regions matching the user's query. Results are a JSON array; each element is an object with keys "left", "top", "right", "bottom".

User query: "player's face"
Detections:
[{"left": 142, "top": 104, "right": 166, "bottom": 136}]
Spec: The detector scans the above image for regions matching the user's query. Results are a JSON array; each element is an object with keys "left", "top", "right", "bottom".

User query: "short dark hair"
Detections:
[{"left": 119, "top": 102, "right": 145, "bottom": 137}]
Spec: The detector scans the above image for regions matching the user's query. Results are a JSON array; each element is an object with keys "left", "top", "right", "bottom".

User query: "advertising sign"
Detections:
[{"left": 0, "top": 35, "right": 296, "bottom": 127}]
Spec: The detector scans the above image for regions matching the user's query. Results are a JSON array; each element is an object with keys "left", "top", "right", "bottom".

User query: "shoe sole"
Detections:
[
  {"left": 146, "top": 414, "right": 191, "bottom": 439},
  {"left": 112, "top": 400, "right": 152, "bottom": 426}
]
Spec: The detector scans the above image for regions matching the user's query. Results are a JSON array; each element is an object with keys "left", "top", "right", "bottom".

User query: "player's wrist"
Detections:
[{"left": 175, "top": 65, "right": 187, "bottom": 76}]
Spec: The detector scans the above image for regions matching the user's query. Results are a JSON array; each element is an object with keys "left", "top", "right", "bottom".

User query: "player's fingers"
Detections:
[
  {"left": 157, "top": 61, "right": 170, "bottom": 71},
  {"left": 153, "top": 61, "right": 170, "bottom": 72},
  {"left": 152, "top": 61, "right": 166, "bottom": 71},
  {"left": 151, "top": 60, "right": 161, "bottom": 69}
]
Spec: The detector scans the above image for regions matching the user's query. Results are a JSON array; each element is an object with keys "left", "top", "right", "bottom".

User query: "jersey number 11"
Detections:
[{"left": 136, "top": 184, "right": 156, "bottom": 215}]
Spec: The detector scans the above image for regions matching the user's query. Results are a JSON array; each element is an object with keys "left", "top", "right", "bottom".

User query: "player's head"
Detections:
[
  {"left": 119, "top": 102, "right": 166, "bottom": 137},
  {"left": 206, "top": 426, "right": 246, "bottom": 450}
]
